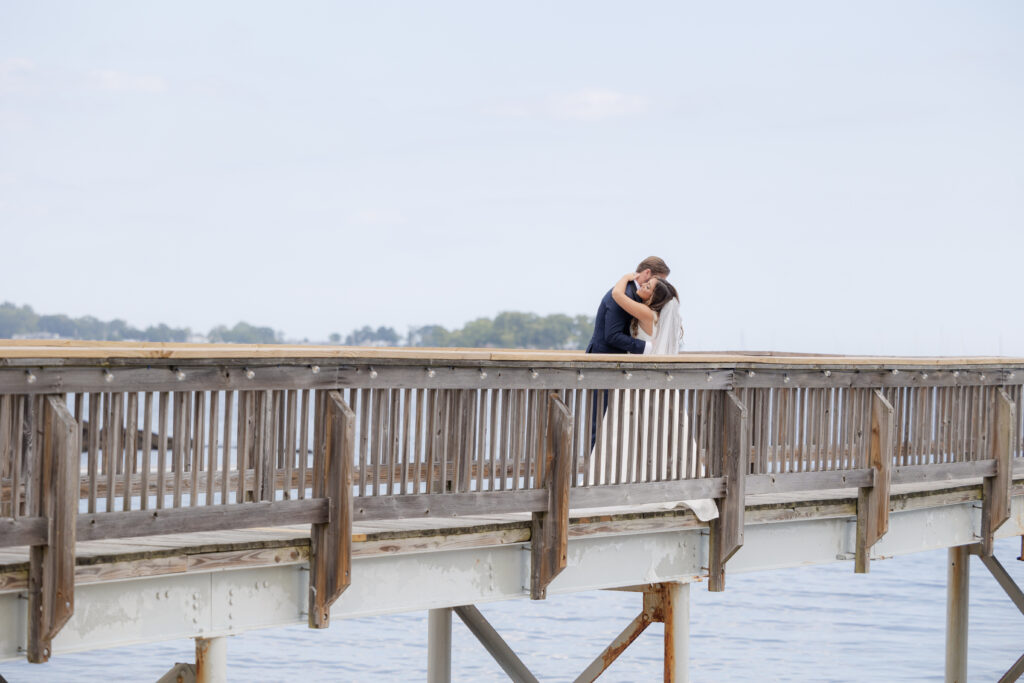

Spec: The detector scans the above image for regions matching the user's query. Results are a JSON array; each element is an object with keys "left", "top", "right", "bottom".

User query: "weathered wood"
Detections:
[
  {"left": 891, "top": 460, "right": 995, "bottom": 484},
  {"left": 530, "top": 394, "right": 573, "bottom": 600},
  {"left": 709, "top": 391, "right": 748, "bottom": 592},
  {"left": 746, "top": 469, "right": 873, "bottom": 495},
  {"left": 207, "top": 391, "right": 219, "bottom": 505},
  {"left": 856, "top": 389, "right": 895, "bottom": 573},
  {"left": 569, "top": 477, "right": 726, "bottom": 510},
  {"left": 354, "top": 489, "right": 547, "bottom": 521},
  {"left": 77, "top": 498, "right": 328, "bottom": 541},
  {"left": 297, "top": 389, "right": 308, "bottom": 500},
  {"left": 190, "top": 391, "right": 204, "bottom": 506},
  {"left": 308, "top": 390, "right": 354, "bottom": 628},
  {"left": 981, "top": 387, "right": 1016, "bottom": 555},
  {"left": 27, "top": 395, "right": 78, "bottom": 663},
  {"left": 0, "top": 515, "right": 47, "bottom": 547}
]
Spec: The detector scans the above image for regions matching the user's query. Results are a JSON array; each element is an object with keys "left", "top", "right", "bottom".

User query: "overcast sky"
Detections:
[{"left": 2, "top": 2, "right": 1022, "bottom": 354}]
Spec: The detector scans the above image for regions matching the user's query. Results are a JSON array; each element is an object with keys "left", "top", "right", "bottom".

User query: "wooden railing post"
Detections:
[
  {"left": 981, "top": 387, "right": 1015, "bottom": 556},
  {"left": 708, "top": 390, "right": 748, "bottom": 592},
  {"left": 309, "top": 390, "right": 354, "bottom": 628},
  {"left": 855, "top": 389, "right": 895, "bottom": 573},
  {"left": 27, "top": 395, "right": 79, "bottom": 662},
  {"left": 530, "top": 393, "right": 572, "bottom": 600}
]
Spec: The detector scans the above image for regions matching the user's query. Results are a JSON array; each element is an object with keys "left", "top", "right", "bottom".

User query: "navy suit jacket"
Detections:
[{"left": 586, "top": 281, "right": 646, "bottom": 354}]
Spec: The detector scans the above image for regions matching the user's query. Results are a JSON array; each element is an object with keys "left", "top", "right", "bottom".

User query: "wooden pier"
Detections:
[{"left": 0, "top": 341, "right": 1022, "bottom": 681}]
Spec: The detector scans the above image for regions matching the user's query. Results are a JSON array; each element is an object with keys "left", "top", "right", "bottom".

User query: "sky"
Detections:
[{"left": 1, "top": 2, "right": 1022, "bottom": 355}]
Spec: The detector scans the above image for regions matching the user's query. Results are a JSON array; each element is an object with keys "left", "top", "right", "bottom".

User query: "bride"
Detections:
[
  {"left": 592, "top": 272, "right": 717, "bottom": 521},
  {"left": 610, "top": 272, "right": 684, "bottom": 354}
]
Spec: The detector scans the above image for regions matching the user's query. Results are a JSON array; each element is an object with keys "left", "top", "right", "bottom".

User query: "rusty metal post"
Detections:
[
  {"left": 195, "top": 636, "right": 227, "bottom": 683},
  {"left": 428, "top": 607, "right": 452, "bottom": 683},
  {"left": 663, "top": 582, "right": 689, "bottom": 683},
  {"left": 945, "top": 545, "right": 970, "bottom": 683}
]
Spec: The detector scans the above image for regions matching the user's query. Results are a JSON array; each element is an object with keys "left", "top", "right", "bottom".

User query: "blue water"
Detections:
[{"left": 2, "top": 538, "right": 1022, "bottom": 682}]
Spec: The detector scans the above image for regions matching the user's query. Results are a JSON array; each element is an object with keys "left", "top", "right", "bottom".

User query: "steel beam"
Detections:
[{"left": 1, "top": 495, "right": 1021, "bottom": 662}]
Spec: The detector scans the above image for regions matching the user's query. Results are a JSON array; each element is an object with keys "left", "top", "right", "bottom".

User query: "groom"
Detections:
[{"left": 586, "top": 256, "right": 670, "bottom": 355}]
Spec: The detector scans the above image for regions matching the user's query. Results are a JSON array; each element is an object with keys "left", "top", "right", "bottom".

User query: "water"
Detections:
[{"left": 2, "top": 538, "right": 1021, "bottom": 682}]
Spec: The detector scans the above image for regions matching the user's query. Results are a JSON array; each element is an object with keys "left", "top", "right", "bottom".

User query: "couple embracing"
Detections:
[{"left": 586, "top": 256, "right": 683, "bottom": 357}]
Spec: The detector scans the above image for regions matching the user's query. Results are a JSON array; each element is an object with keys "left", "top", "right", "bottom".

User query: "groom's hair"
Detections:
[{"left": 636, "top": 256, "right": 669, "bottom": 277}]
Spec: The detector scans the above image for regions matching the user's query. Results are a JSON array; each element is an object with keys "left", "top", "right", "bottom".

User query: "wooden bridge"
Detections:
[{"left": 1, "top": 341, "right": 1022, "bottom": 681}]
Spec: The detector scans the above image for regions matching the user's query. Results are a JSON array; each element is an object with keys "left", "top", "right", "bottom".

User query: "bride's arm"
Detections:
[{"left": 611, "top": 273, "right": 655, "bottom": 333}]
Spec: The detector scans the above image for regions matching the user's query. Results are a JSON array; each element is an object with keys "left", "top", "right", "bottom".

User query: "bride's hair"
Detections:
[{"left": 631, "top": 278, "right": 677, "bottom": 336}]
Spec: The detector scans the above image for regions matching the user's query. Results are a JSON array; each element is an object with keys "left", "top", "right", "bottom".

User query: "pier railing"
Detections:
[{"left": 1, "top": 343, "right": 1022, "bottom": 660}]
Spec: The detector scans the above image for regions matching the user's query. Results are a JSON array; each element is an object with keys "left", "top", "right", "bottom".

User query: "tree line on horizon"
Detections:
[{"left": 0, "top": 302, "right": 595, "bottom": 350}]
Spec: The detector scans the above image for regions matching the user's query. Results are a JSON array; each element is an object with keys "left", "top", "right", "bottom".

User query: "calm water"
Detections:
[{"left": 2, "top": 538, "right": 1022, "bottom": 682}]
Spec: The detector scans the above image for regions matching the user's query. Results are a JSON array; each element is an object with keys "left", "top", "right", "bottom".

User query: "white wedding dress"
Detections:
[
  {"left": 589, "top": 298, "right": 718, "bottom": 521},
  {"left": 639, "top": 298, "right": 684, "bottom": 355}
]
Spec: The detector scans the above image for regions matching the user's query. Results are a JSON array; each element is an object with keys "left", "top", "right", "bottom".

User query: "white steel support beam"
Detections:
[
  {"left": 0, "top": 495, "right": 1020, "bottom": 662},
  {"left": 427, "top": 608, "right": 452, "bottom": 683},
  {"left": 946, "top": 545, "right": 970, "bottom": 683}
]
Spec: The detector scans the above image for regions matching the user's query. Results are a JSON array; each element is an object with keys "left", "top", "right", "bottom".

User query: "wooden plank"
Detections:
[
  {"left": 0, "top": 515, "right": 47, "bottom": 547},
  {"left": 107, "top": 392, "right": 121, "bottom": 512},
  {"left": 191, "top": 391, "right": 204, "bottom": 506},
  {"left": 475, "top": 389, "right": 486, "bottom": 493},
  {"left": 169, "top": 391, "right": 181, "bottom": 508},
  {"left": 981, "top": 387, "right": 1015, "bottom": 555},
  {"left": 414, "top": 388, "right": 426, "bottom": 493},
  {"left": 354, "top": 489, "right": 547, "bottom": 521},
  {"left": 372, "top": 388, "right": 386, "bottom": 497},
  {"left": 0, "top": 395, "right": 9, "bottom": 517},
  {"left": 77, "top": 499, "right": 328, "bottom": 542},
  {"left": 403, "top": 388, "right": 414, "bottom": 495},
  {"left": 86, "top": 393, "right": 99, "bottom": 513},
  {"left": 27, "top": 395, "right": 78, "bottom": 662},
  {"left": 221, "top": 391, "right": 234, "bottom": 504},
  {"left": 140, "top": 393, "right": 153, "bottom": 510},
  {"left": 207, "top": 391, "right": 219, "bottom": 505},
  {"left": 124, "top": 392, "right": 138, "bottom": 511},
  {"left": 856, "top": 389, "right": 895, "bottom": 573},
  {"left": 156, "top": 392, "right": 168, "bottom": 509},
  {"left": 568, "top": 477, "right": 726, "bottom": 508},
  {"left": 530, "top": 394, "right": 572, "bottom": 599},
  {"left": 746, "top": 469, "right": 873, "bottom": 495},
  {"left": 581, "top": 389, "right": 595, "bottom": 487},
  {"left": 709, "top": 390, "right": 748, "bottom": 592},
  {"left": 891, "top": 461, "right": 995, "bottom": 484},
  {"left": 309, "top": 391, "right": 354, "bottom": 628}
]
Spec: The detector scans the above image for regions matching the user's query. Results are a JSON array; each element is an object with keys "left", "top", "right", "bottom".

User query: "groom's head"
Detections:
[{"left": 635, "top": 256, "right": 670, "bottom": 285}]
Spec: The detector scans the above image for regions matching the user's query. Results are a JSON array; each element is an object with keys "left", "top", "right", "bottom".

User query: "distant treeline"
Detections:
[
  {"left": 1, "top": 302, "right": 594, "bottom": 349},
  {"left": 0, "top": 302, "right": 280, "bottom": 344},
  {"left": 337, "top": 312, "right": 595, "bottom": 350}
]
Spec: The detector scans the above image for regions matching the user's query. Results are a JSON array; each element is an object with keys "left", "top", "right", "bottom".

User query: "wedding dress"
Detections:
[
  {"left": 588, "top": 298, "right": 718, "bottom": 521},
  {"left": 640, "top": 297, "right": 684, "bottom": 355}
]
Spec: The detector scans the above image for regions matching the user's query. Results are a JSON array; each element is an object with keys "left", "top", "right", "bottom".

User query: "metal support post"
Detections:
[
  {"left": 664, "top": 582, "right": 689, "bottom": 683},
  {"left": 428, "top": 607, "right": 453, "bottom": 683},
  {"left": 945, "top": 546, "right": 970, "bottom": 683},
  {"left": 195, "top": 636, "right": 227, "bottom": 683}
]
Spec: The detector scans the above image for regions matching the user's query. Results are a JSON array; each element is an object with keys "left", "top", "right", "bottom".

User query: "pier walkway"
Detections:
[{"left": 0, "top": 342, "right": 1022, "bottom": 681}]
